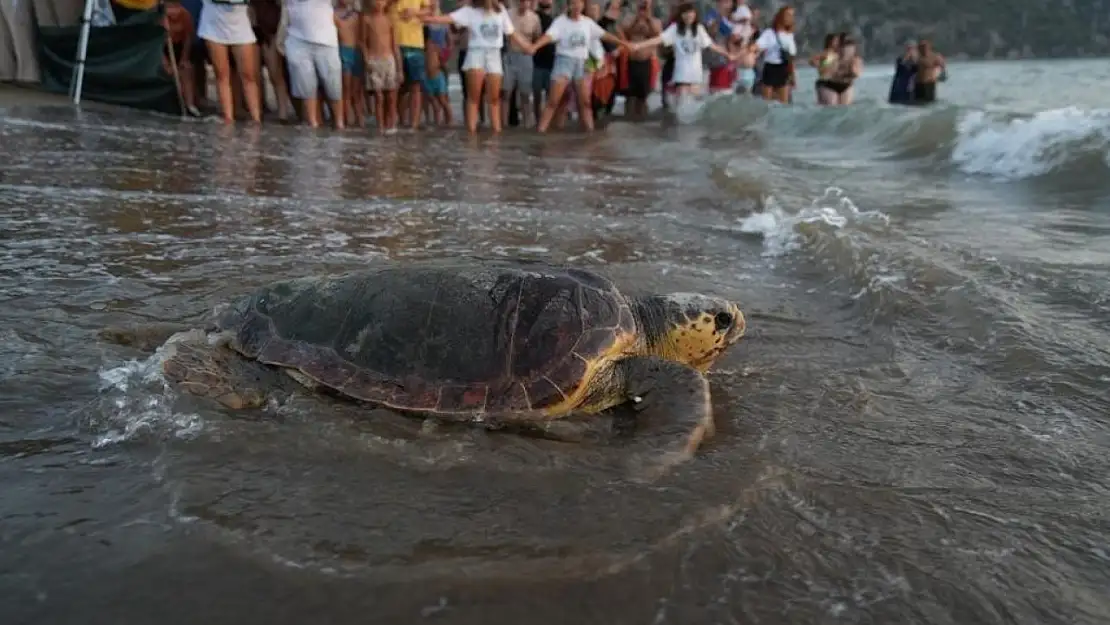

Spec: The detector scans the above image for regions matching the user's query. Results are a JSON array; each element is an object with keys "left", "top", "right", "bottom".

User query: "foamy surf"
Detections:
[
  {"left": 93, "top": 331, "right": 207, "bottom": 447},
  {"left": 952, "top": 106, "right": 1110, "bottom": 179},
  {"left": 737, "top": 187, "right": 890, "bottom": 258}
]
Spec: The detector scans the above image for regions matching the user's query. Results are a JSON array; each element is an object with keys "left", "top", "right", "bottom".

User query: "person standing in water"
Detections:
[
  {"left": 753, "top": 4, "right": 795, "bottom": 103},
  {"left": 162, "top": 0, "right": 202, "bottom": 116},
  {"left": 888, "top": 40, "right": 918, "bottom": 104},
  {"left": 197, "top": 0, "right": 263, "bottom": 123},
  {"left": 390, "top": 0, "right": 427, "bottom": 130},
  {"left": 502, "top": 0, "right": 543, "bottom": 129},
  {"left": 252, "top": 0, "right": 296, "bottom": 121},
  {"left": 530, "top": 0, "right": 557, "bottom": 125},
  {"left": 422, "top": 0, "right": 535, "bottom": 133},
  {"left": 704, "top": 0, "right": 737, "bottom": 95},
  {"left": 361, "top": 0, "right": 399, "bottom": 132},
  {"left": 284, "top": 0, "right": 344, "bottom": 128},
  {"left": 628, "top": 1, "right": 736, "bottom": 106},
  {"left": 913, "top": 39, "right": 946, "bottom": 105},
  {"left": 422, "top": 24, "right": 452, "bottom": 126},
  {"left": 617, "top": 0, "right": 661, "bottom": 120},
  {"left": 809, "top": 32, "right": 839, "bottom": 106},
  {"left": 335, "top": 0, "right": 365, "bottom": 127},
  {"left": 592, "top": 0, "right": 622, "bottom": 118},
  {"left": 529, "top": 0, "right": 629, "bottom": 133},
  {"left": 728, "top": 30, "right": 757, "bottom": 95},
  {"left": 827, "top": 35, "right": 862, "bottom": 105}
]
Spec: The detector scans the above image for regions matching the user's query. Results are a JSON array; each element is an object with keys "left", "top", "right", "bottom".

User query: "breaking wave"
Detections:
[{"left": 698, "top": 97, "right": 1110, "bottom": 183}]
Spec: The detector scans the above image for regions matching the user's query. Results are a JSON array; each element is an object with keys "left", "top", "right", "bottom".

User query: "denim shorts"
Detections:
[{"left": 551, "top": 54, "right": 586, "bottom": 82}]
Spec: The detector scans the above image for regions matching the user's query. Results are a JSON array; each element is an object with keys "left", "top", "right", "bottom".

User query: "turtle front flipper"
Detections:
[
  {"left": 161, "top": 331, "right": 293, "bottom": 410},
  {"left": 612, "top": 356, "right": 716, "bottom": 482}
]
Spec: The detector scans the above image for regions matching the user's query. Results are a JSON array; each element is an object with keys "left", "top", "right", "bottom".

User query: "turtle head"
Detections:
[{"left": 633, "top": 293, "right": 746, "bottom": 372}]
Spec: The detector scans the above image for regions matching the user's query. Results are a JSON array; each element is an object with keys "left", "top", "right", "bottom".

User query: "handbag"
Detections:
[{"left": 773, "top": 31, "right": 792, "bottom": 65}]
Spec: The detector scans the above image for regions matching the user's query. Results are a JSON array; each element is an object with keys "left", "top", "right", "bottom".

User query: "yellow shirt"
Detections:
[
  {"left": 390, "top": 0, "right": 425, "bottom": 49},
  {"left": 114, "top": 0, "right": 158, "bottom": 9}
]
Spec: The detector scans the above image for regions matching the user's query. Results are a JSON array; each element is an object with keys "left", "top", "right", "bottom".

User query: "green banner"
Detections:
[{"left": 37, "top": 9, "right": 183, "bottom": 116}]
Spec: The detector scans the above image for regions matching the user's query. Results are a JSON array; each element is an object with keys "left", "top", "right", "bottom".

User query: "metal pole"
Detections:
[
  {"left": 165, "top": 33, "right": 187, "bottom": 117},
  {"left": 71, "top": 0, "right": 96, "bottom": 104}
]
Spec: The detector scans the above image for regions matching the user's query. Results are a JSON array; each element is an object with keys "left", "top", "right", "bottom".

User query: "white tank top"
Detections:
[{"left": 286, "top": 0, "right": 339, "bottom": 47}]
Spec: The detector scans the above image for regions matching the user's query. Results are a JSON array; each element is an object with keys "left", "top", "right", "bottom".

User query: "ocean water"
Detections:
[{"left": 1, "top": 58, "right": 1108, "bottom": 625}]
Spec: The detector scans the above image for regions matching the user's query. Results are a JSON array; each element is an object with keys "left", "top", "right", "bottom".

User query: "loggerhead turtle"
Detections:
[{"left": 143, "top": 260, "right": 746, "bottom": 475}]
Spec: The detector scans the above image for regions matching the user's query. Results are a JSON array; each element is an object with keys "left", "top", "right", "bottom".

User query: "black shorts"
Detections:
[
  {"left": 914, "top": 81, "right": 937, "bottom": 103},
  {"left": 761, "top": 61, "right": 791, "bottom": 88},
  {"left": 661, "top": 55, "right": 675, "bottom": 85},
  {"left": 626, "top": 58, "right": 652, "bottom": 99}
]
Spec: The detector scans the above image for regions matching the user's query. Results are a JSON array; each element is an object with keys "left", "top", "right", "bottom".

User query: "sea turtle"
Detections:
[{"left": 136, "top": 260, "right": 746, "bottom": 475}]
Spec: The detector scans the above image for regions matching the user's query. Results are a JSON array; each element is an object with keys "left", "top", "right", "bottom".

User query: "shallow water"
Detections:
[{"left": 2, "top": 59, "right": 1109, "bottom": 625}]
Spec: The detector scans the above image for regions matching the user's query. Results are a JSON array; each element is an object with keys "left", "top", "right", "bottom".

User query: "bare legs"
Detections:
[
  {"left": 261, "top": 41, "right": 295, "bottom": 120},
  {"left": 538, "top": 76, "right": 593, "bottom": 133},
  {"left": 463, "top": 69, "right": 485, "bottom": 133},
  {"left": 485, "top": 73, "right": 504, "bottom": 133},
  {"left": 208, "top": 41, "right": 262, "bottom": 123}
]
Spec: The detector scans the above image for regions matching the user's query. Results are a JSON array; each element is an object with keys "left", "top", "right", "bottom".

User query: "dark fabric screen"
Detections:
[{"left": 37, "top": 8, "right": 182, "bottom": 115}]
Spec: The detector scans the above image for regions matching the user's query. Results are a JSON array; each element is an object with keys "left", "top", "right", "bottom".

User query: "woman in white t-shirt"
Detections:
[
  {"left": 754, "top": 5, "right": 796, "bottom": 103},
  {"left": 630, "top": 1, "right": 735, "bottom": 105},
  {"left": 198, "top": 0, "right": 262, "bottom": 123},
  {"left": 424, "top": 0, "right": 534, "bottom": 133},
  {"left": 527, "top": 0, "right": 627, "bottom": 133}
]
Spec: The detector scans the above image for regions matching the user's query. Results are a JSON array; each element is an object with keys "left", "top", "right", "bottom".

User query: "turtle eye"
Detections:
[{"left": 714, "top": 311, "right": 733, "bottom": 332}]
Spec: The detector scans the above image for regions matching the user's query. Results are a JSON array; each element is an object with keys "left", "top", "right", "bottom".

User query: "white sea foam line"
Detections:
[{"left": 736, "top": 187, "right": 890, "bottom": 258}]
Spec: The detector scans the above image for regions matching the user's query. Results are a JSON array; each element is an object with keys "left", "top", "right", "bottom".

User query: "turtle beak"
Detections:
[{"left": 726, "top": 304, "right": 746, "bottom": 345}]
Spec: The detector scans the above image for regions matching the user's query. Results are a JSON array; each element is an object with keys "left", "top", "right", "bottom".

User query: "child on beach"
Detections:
[
  {"left": 422, "top": 25, "right": 453, "bottom": 126},
  {"left": 361, "top": 0, "right": 400, "bottom": 133},
  {"left": 336, "top": 0, "right": 366, "bottom": 127},
  {"left": 729, "top": 31, "right": 757, "bottom": 95}
]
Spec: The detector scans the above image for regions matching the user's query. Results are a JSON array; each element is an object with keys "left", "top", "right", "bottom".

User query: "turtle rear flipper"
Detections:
[
  {"left": 161, "top": 334, "right": 294, "bottom": 410},
  {"left": 614, "top": 356, "right": 715, "bottom": 482}
]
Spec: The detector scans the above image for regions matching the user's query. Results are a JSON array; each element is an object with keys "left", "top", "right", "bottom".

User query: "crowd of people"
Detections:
[{"left": 155, "top": 0, "right": 942, "bottom": 132}]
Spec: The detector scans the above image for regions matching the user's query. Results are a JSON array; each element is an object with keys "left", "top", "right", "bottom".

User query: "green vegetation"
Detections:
[{"left": 791, "top": 0, "right": 1109, "bottom": 59}]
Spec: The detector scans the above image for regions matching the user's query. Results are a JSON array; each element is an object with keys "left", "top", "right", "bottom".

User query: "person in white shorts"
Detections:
[
  {"left": 501, "top": 0, "right": 542, "bottom": 128},
  {"left": 284, "top": 0, "right": 344, "bottom": 129},
  {"left": 528, "top": 0, "right": 627, "bottom": 133},
  {"left": 423, "top": 0, "right": 535, "bottom": 133},
  {"left": 197, "top": 0, "right": 261, "bottom": 123}
]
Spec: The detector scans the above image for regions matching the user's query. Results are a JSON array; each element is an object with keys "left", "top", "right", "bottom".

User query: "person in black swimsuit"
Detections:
[{"left": 824, "top": 35, "right": 861, "bottom": 105}]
